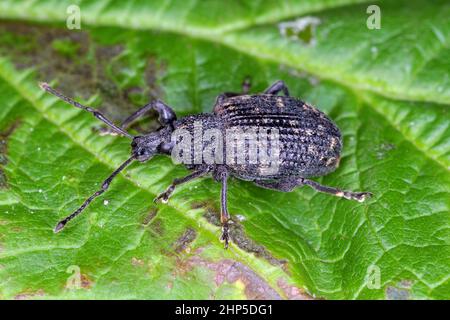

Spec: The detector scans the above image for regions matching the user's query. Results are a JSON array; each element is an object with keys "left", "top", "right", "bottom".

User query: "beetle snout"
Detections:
[{"left": 131, "top": 135, "right": 159, "bottom": 162}]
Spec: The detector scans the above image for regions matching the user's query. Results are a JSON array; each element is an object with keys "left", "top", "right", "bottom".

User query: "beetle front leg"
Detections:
[
  {"left": 123, "top": 100, "right": 176, "bottom": 128},
  {"left": 100, "top": 100, "right": 177, "bottom": 135},
  {"left": 302, "top": 179, "right": 372, "bottom": 202},
  {"left": 154, "top": 167, "right": 210, "bottom": 203},
  {"left": 264, "top": 80, "right": 290, "bottom": 96}
]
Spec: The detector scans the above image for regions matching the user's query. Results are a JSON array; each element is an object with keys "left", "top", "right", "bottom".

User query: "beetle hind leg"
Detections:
[
  {"left": 254, "top": 177, "right": 303, "bottom": 192},
  {"left": 255, "top": 177, "right": 372, "bottom": 202},
  {"left": 264, "top": 80, "right": 290, "bottom": 96},
  {"left": 302, "top": 179, "right": 372, "bottom": 202},
  {"left": 213, "top": 77, "right": 252, "bottom": 111}
]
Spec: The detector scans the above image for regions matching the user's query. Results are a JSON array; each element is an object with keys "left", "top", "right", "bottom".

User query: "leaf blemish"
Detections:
[
  {"left": 277, "top": 278, "right": 313, "bottom": 300},
  {"left": 0, "top": 22, "right": 165, "bottom": 125},
  {"left": 14, "top": 289, "right": 45, "bottom": 300},
  {"left": 385, "top": 279, "right": 414, "bottom": 300},
  {"left": 173, "top": 227, "right": 197, "bottom": 253},
  {"left": 385, "top": 286, "right": 410, "bottom": 300},
  {"left": 375, "top": 142, "right": 396, "bottom": 160},
  {"left": 278, "top": 16, "right": 321, "bottom": 46},
  {"left": 142, "top": 207, "right": 158, "bottom": 226},
  {"left": 188, "top": 257, "right": 282, "bottom": 300},
  {"left": 80, "top": 273, "right": 93, "bottom": 289},
  {"left": 148, "top": 218, "right": 165, "bottom": 237},
  {"left": 200, "top": 204, "right": 287, "bottom": 269},
  {"left": 0, "top": 121, "right": 21, "bottom": 189},
  {"left": 131, "top": 257, "right": 145, "bottom": 267}
]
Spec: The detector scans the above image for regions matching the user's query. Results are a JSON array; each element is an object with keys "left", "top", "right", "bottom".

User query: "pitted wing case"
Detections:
[{"left": 214, "top": 94, "right": 342, "bottom": 179}]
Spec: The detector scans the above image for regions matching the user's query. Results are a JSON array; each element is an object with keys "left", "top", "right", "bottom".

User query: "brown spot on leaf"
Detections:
[
  {"left": 191, "top": 200, "right": 215, "bottom": 211},
  {"left": 131, "top": 257, "right": 145, "bottom": 267},
  {"left": 277, "top": 278, "right": 313, "bottom": 300},
  {"left": 14, "top": 289, "right": 45, "bottom": 300},
  {"left": 187, "top": 256, "right": 281, "bottom": 300},
  {"left": 80, "top": 274, "right": 93, "bottom": 289},
  {"left": 148, "top": 218, "right": 165, "bottom": 237},
  {"left": 398, "top": 279, "right": 413, "bottom": 288},
  {"left": 173, "top": 227, "right": 197, "bottom": 253},
  {"left": 142, "top": 208, "right": 158, "bottom": 226},
  {"left": 201, "top": 203, "right": 287, "bottom": 269},
  {"left": 0, "top": 21, "right": 165, "bottom": 128},
  {"left": 11, "top": 226, "right": 23, "bottom": 233},
  {"left": 0, "top": 121, "right": 21, "bottom": 189},
  {"left": 386, "top": 280, "right": 414, "bottom": 300},
  {"left": 0, "top": 171, "right": 6, "bottom": 190},
  {"left": 386, "top": 286, "right": 410, "bottom": 300}
]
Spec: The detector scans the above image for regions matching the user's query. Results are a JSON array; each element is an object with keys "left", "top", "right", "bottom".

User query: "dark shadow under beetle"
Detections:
[{"left": 39, "top": 79, "right": 372, "bottom": 248}]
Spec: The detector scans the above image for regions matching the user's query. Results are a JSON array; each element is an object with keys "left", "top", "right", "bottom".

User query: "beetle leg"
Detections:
[
  {"left": 213, "top": 77, "right": 252, "bottom": 112},
  {"left": 255, "top": 177, "right": 372, "bottom": 202},
  {"left": 150, "top": 100, "right": 177, "bottom": 126},
  {"left": 254, "top": 178, "right": 302, "bottom": 192},
  {"left": 218, "top": 169, "right": 231, "bottom": 249},
  {"left": 100, "top": 100, "right": 177, "bottom": 135},
  {"left": 302, "top": 179, "right": 372, "bottom": 202},
  {"left": 153, "top": 167, "right": 210, "bottom": 204},
  {"left": 213, "top": 92, "right": 241, "bottom": 107},
  {"left": 264, "top": 80, "right": 290, "bottom": 96},
  {"left": 54, "top": 156, "right": 136, "bottom": 233},
  {"left": 241, "top": 76, "right": 251, "bottom": 94}
]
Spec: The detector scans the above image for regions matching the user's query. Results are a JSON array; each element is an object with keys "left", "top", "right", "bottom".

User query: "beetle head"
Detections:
[{"left": 131, "top": 127, "right": 174, "bottom": 162}]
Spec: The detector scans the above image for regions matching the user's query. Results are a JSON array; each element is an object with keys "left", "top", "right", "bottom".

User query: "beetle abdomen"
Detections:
[{"left": 216, "top": 95, "right": 342, "bottom": 179}]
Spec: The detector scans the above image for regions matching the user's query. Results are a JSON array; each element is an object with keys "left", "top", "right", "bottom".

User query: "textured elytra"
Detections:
[{"left": 212, "top": 94, "right": 342, "bottom": 179}]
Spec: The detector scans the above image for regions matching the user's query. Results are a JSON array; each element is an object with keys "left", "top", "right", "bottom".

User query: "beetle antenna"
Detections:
[
  {"left": 39, "top": 82, "right": 133, "bottom": 139},
  {"left": 54, "top": 155, "right": 136, "bottom": 233}
]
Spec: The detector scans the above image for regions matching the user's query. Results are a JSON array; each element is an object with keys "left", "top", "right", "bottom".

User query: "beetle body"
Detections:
[
  {"left": 40, "top": 80, "right": 371, "bottom": 248},
  {"left": 172, "top": 94, "right": 341, "bottom": 181},
  {"left": 214, "top": 94, "right": 341, "bottom": 179}
]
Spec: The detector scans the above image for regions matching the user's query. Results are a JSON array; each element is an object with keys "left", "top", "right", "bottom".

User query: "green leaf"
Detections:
[{"left": 0, "top": 0, "right": 449, "bottom": 299}]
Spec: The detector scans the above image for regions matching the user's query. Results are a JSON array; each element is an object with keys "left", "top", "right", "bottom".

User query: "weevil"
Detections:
[{"left": 39, "top": 80, "right": 372, "bottom": 248}]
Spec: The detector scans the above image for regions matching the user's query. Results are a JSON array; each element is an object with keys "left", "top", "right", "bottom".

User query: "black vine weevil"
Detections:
[{"left": 39, "top": 80, "right": 372, "bottom": 248}]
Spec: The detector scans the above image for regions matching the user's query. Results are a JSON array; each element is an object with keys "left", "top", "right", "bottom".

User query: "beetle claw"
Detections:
[
  {"left": 353, "top": 192, "right": 373, "bottom": 202},
  {"left": 220, "top": 224, "right": 230, "bottom": 249},
  {"left": 96, "top": 127, "right": 119, "bottom": 136},
  {"left": 154, "top": 192, "right": 170, "bottom": 204}
]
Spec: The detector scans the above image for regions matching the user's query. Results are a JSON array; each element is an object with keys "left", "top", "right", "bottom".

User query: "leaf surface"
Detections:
[{"left": 0, "top": 0, "right": 448, "bottom": 299}]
